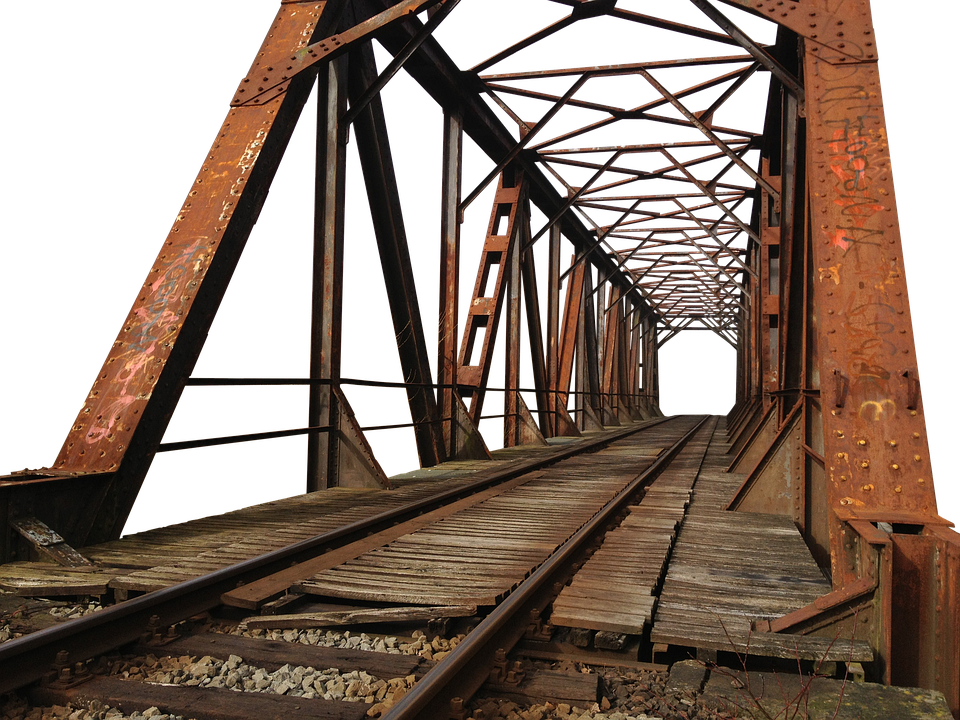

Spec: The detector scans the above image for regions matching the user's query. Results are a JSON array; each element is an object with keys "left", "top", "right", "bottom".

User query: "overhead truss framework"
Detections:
[{"left": 1, "top": 0, "right": 957, "bottom": 715}]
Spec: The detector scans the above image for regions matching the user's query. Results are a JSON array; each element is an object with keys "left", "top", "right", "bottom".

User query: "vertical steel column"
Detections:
[
  {"left": 503, "top": 209, "right": 522, "bottom": 448},
  {"left": 558, "top": 255, "right": 585, "bottom": 434},
  {"left": 759, "top": 159, "right": 782, "bottom": 412},
  {"left": 627, "top": 303, "right": 643, "bottom": 417},
  {"left": 582, "top": 267, "right": 603, "bottom": 424},
  {"left": 438, "top": 110, "right": 462, "bottom": 459},
  {"left": 308, "top": 58, "right": 349, "bottom": 492},
  {"left": 642, "top": 316, "right": 659, "bottom": 413},
  {"left": 520, "top": 241, "right": 549, "bottom": 434},
  {"left": 502, "top": 202, "right": 545, "bottom": 447},
  {"left": 348, "top": 42, "right": 443, "bottom": 468},
  {"left": 302, "top": 30, "right": 389, "bottom": 492},
  {"left": 617, "top": 300, "right": 634, "bottom": 420},
  {"left": 546, "top": 224, "right": 561, "bottom": 435},
  {"left": 433, "top": 107, "right": 487, "bottom": 462},
  {"left": 601, "top": 286, "right": 621, "bottom": 424}
]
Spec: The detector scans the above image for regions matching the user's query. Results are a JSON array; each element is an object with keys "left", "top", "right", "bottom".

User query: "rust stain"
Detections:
[
  {"left": 859, "top": 398, "right": 896, "bottom": 421},
  {"left": 818, "top": 264, "right": 842, "bottom": 284}
]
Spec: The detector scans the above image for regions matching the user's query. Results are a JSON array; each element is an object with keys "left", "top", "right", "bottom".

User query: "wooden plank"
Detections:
[
  {"left": 242, "top": 604, "right": 477, "bottom": 629},
  {"left": 558, "top": 585, "right": 654, "bottom": 603},
  {"left": 483, "top": 666, "right": 600, "bottom": 706},
  {"left": 222, "top": 472, "right": 538, "bottom": 610},
  {"left": 550, "top": 606, "right": 650, "bottom": 634},
  {"left": 553, "top": 593, "right": 655, "bottom": 618},
  {"left": 134, "top": 633, "right": 429, "bottom": 678},
  {"left": 293, "top": 579, "right": 500, "bottom": 607},
  {"left": 0, "top": 562, "right": 115, "bottom": 595},
  {"left": 31, "top": 676, "right": 370, "bottom": 720},
  {"left": 342, "top": 556, "right": 532, "bottom": 573},
  {"left": 311, "top": 565, "right": 523, "bottom": 588},
  {"left": 649, "top": 624, "right": 874, "bottom": 662}
]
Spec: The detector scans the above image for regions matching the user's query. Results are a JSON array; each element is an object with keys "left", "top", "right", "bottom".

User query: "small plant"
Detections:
[{"left": 695, "top": 611, "right": 859, "bottom": 720}]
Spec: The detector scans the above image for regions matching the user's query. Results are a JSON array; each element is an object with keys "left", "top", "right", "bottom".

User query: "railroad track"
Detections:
[{"left": 1, "top": 416, "right": 723, "bottom": 719}]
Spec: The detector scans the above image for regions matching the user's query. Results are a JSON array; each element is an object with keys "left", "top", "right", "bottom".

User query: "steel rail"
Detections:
[
  {"left": 0, "top": 417, "right": 677, "bottom": 696},
  {"left": 385, "top": 415, "right": 712, "bottom": 720}
]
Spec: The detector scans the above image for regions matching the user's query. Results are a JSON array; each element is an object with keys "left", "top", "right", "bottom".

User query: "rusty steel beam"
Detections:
[
  {"left": 348, "top": 42, "right": 444, "bottom": 468},
  {"left": 502, "top": 202, "right": 547, "bottom": 447},
  {"left": 365, "top": 0, "right": 655, "bottom": 314},
  {"left": 546, "top": 224, "right": 562, "bottom": 435},
  {"left": 711, "top": 3, "right": 958, "bottom": 711},
  {"left": 294, "top": 27, "right": 392, "bottom": 494},
  {"left": 438, "top": 110, "right": 463, "bottom": 460},
  {"left": 521, "top": 245, "right": 550, "bottom": 436},
  {"left": 43, "top": 1, "right": 349, "bottom": 544}
]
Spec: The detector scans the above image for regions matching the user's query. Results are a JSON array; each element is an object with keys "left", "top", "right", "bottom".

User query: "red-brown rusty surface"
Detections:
[
  {"left": 725, "top": 0, "right": 947, "bottom": 589},
  {"left": 803, "top": 51, "right": 937, "bottom": 563},
  {"left": 53, "top": 2, "right": 336, "bottom": 475},
  {"left": 457, "top": 173, "right": 524, "bottom": 420}
]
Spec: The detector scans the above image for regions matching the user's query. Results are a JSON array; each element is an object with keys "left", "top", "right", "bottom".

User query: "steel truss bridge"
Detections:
[{"left": 1, "top": 0, "right": 957, "bottom": 717}]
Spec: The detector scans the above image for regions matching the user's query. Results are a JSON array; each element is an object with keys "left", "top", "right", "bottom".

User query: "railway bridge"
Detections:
[{"left": 1, "top": 1, "right": 957, "bottom": 719}]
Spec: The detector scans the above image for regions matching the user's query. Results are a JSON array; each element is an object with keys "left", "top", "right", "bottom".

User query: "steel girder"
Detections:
[{"left": 0, "top": 0, "right": 956, "bottom": 714}]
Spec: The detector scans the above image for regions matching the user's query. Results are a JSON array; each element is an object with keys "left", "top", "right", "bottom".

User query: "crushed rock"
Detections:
[
  {"left": 107, "top": 652, "right": 417, "bottom": 717},
  {"left": 226, "top": 624, "right": 464, "bottom": 662},
  {"left": 1, "top": 596, "right": 104, "bottom": 645},
  {"left": 47, "top": 603, "right": 103, "bottom": 621},
  {"left": 0, "top": 695, "right": 183, "bottom": 720}
]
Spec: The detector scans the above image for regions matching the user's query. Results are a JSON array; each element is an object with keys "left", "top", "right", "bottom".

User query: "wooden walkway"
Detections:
[
  {"left": 293, "top": 418, "right": 700, "bottom": 606},
  {"left": 548, "top": 418, "right": 714, "bottom": 633},
  {"left": 650, "top": 420, "right": 872, "bottom": 661}
]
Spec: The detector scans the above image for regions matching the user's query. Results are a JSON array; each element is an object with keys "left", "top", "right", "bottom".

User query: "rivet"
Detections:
[
  {"left": 914, "top": 455, "right": 922, "bottom": 462},
  {"left": 910, "top": 411, "right": 918, "bottom": 416},
  {"left": 857, "top": 439, "right": 867, "bottom": 446},
  {"left": 918, "top": 478, "right": 925, "bottom": 484},
  {"left": 860, "top": 461, "right": 869, "bottom": 469},
  {"left": 888, "top": 440, "right": 897, "bottom": 447},
  {"left": 891, "top": 464, "right": 900, "bottom": 470},
  {"left": 895, "top": 486, "right": 902, "bottom": 493},
  {"left": 913, "top": 432, "right": 920, "bottom": 439}
]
